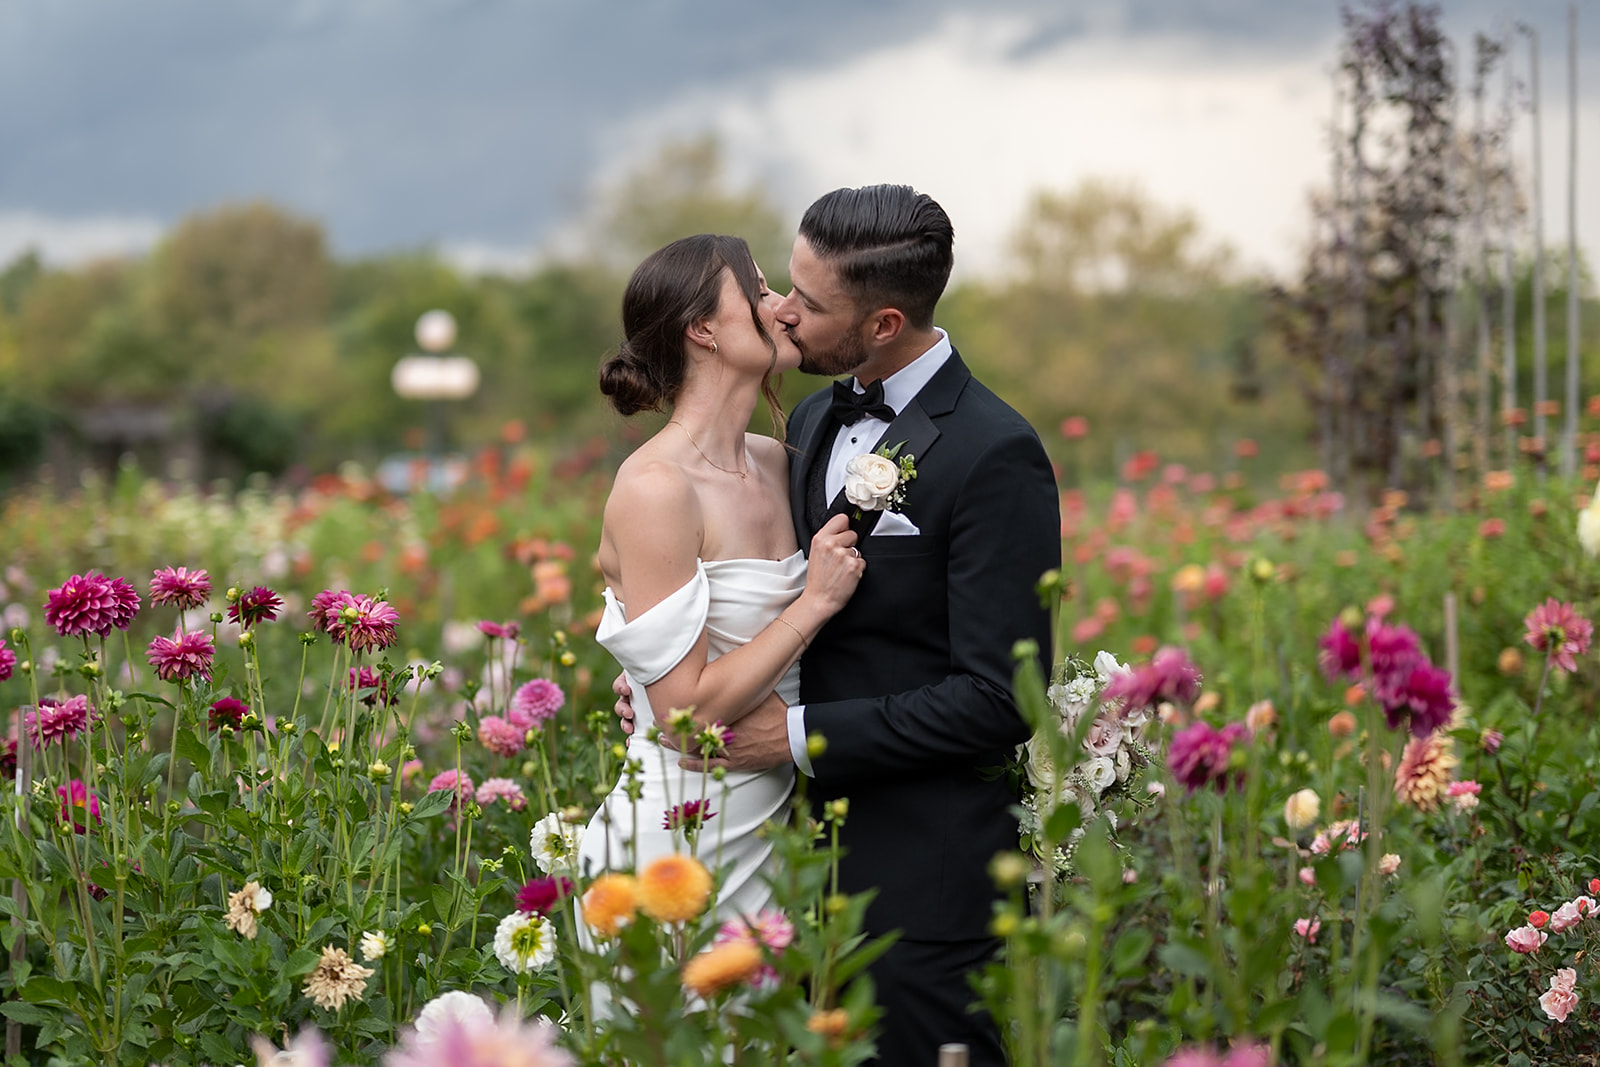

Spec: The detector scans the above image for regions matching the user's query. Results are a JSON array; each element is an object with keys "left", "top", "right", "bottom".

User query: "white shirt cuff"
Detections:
[{"left": 786, "top": 704, "right": 814, "bottom": 777}]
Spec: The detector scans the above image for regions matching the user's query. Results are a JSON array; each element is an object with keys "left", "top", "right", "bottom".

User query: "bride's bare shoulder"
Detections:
[{"left": 745, "top": 433, "right": 790, "bottom": 481}]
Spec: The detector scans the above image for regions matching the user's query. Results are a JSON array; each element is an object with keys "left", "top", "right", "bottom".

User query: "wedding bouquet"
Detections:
[{"left": 1017, "top": 650, "right": 1158, "bottom": 870}]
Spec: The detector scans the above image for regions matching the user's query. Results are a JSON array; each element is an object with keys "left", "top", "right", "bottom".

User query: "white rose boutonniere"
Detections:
[{"left": 843, "top": 441, "right": 917, "bottom": 516}]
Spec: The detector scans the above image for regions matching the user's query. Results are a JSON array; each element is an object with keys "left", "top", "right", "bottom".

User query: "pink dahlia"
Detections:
[
  {"left": 1523, "top": 598, "right": 1593, "bottom": 674},
  {"left": 0, "top": 637, "right": 14, "bottom": 682},
  {"left": 25, "top": 695, "right": 96, "bottom": 745},
  {"left": 477, "top": 715, "right": 525, "bottom": 757},
  {"left": 1103, "top": 645, "right": 1202, "bottom": 712},
  {"left": 209, "top": 696, "right": 249, "bottom": 730},
  {"left": 663, "top": 800, "right": 717, "bottom": 832},
  {"left": 427, "top": 769, "right": 475, "bottom": 810},
  {"left": 347, "top": 666, "right": 395, "bottom": 707},
  {"left": 1167, "top": 720, "right": 1249, "bottom": 794},
  {"left": 514, "top": 875, "right": 574, "bottom": 917},
  {"left": 715, "top": 908, "right": 795, "bottom": 985},
  {"left": 57, "top": 778, "right": 100, "bottom": 832},
  {"left": 149, "top": 566, "right": 211, "bottom": 609},
  {"left": 1387, "top": 663, "right": 1455, "bottom": 737},
  {"left": 509, "top": 678, "right": 565, "bottom": 730},
  {"left": 478, "top": 620, "right": 520, "bottom": 640},
  {"left": 227, "top": 586, "right": 284, "bottom": 628},
  {"left": 321, "top": 592, "right": 400, "bottom": 652},
  {"left": 146, "top": 629, "right": 216, "bottom": 683},
  {"left": 44, "top": 572, "right": 140, "bottom": 638},
  {"left": 307, "top": 589, "right": 347, "bottom": 633},
  {"left": 475, "top": 776, "right": 528, "bottom": 811}
]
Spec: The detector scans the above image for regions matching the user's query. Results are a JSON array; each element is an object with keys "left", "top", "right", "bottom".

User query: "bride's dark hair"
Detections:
[{"left": 600, "top": 234, "right": 785, "bottom": 431}]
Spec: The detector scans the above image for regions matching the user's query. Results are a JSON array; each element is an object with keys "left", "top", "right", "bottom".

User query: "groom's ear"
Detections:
[{"left": 864, "top": 308, "right": 906, "bottom": 346}]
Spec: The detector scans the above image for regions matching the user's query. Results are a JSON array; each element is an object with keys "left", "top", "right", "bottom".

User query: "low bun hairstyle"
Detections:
[{"left": 599, "top": 234, "right": 776, "bottom": 417}]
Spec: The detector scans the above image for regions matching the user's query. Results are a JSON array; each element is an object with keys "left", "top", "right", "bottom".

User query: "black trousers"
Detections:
[{"left": 866, "top": 936, "right": 1006, "bottom": 1067}]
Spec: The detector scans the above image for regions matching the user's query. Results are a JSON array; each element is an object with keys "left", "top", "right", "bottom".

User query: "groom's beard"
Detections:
[{"left": 794, "top": 320, "right": 869, "bottom": 378}]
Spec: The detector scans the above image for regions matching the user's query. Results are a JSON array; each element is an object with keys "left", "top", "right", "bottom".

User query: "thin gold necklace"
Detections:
[{"left": 667, "top": 421, "right": 748, "bottom": 479}]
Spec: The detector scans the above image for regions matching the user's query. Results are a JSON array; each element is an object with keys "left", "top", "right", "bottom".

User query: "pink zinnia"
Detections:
[
  {"left": 44, "top": 572, "right": 140, "bottom": 638},
  {"left": 57, "top": 778, "right": 100, "bottom": 832},
  {"left": 0, "top": 637, "right": 14, "bottom": 682},
  {"left": 146, "top": 629, "right": 216, "bottom": 682},
  {"left": 209, "top": 696, "right": 249, "bottom": 730},
  {"left": 477, "top": 620, "right": 520, "bottom": 640},
  {"left": 477, "top": 715, "right": 525, "bottom": 757},
  {"left": 149, "top": 567, "right": 211, "bottom": 609},
  {"left": 228, "top": 586, "right": 284, "bottom": 628},
  {"left": 514, "top": 875, "right": 574, "bottom": 916},
  {"left": 1103, "top": 645, "right": 1202, "bottom": 711},
  {"left": 427, "top": 769, "right": 475, "bottom": 810},
  {"left": 25, "top": 695, "right": 96, "bottom": 746},
  {"left": 1167, "top": 720, "right": 1248, "bottom": 794},
  {"left": 509, "top": 678, "right": 565, "bottom": 730},
  {"left": 1523, "top": 598, "right": 1593, "bottom": 673},
  {"left": 475, "top": 776, "right": 527, "bottom": 811},
  {"left": 321, "top": 592, "right": 400, "bottom": 652}
]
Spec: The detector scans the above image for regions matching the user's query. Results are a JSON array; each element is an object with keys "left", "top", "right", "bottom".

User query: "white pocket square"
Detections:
[{"left": 870, "top": 511, "right": 920, "bottom": 536}]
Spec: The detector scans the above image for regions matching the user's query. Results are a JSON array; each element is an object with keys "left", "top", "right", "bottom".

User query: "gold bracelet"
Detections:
[{"left": 774, "top": 615, "right": 809, "bottom": 650}]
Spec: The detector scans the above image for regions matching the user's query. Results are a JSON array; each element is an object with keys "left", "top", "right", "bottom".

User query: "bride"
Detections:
[{"left": 577, "top": 233, "right": 863, "bottom": 920}]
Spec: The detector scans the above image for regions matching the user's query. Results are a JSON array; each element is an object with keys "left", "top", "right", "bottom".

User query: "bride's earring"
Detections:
[{"left": 709, "top": 340, "right": 718, "bottom": 354}]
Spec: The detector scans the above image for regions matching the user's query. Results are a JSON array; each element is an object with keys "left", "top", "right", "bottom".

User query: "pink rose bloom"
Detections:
[
  {"left": 1309, "top": 831, "right": 1332, "bottom": 856},
  {"left": 1378, "top": 854, "right": 1401, "bottom": 876},
  {"left": 477, "top": 715, "right": 525, "bottom": 757},
  {"left": 1293, "top": 917, "right": 1320, "bottom": 943},
  {"left": 1550, "top": 900, "right": 1586, "bottom": 932},
  {"left": 1540, "top": 968, "right": 1580, "bottom": 1022},
  {"left": 1298, "top": 867, "right": 1317, "bottom": 887},
  {"left": 1504, "top": 924, "right": 1547, "bottom": 953},
  {"left": 1082, "top": 715, "right": 1123, "bottom": 757},
  {"left": 1574, "top": 895, "right": 1598, "bottom": 916}
]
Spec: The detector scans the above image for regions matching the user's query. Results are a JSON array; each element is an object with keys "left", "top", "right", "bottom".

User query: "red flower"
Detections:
[
  {"left": 146, "top": 629, "right": 216, "bottom": 683},
  {"left": 44, "top": 572, "right": 141, "bottom": 638},
  {"left": 1529, "top": 910, "right": 1551, "bottom": 928},
  {"left": 515, "top": 875, "right": 574, "bottom": 917},
  {"left": 664, "top": 800, "right": 717, "bottom": 832},
  {"left": 149, "top": 567, "right": 212, "bottom": 609},
  {"left": 228, "top": 586, "right": 284, "bottom": 628},
  {"left": 1523, "top": 598, "right": 1593, "bottom": 674},
  {"left": 307, "top": 589, "right": 346, "bottom": 633},
  {"left": 208, "top": 697, "right": 249, "bottom": 730}
]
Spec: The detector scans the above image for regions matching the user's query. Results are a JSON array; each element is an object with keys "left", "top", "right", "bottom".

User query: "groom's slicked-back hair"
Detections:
[{"left": 799, "top": 185, "right": 954, "bottom": 330}]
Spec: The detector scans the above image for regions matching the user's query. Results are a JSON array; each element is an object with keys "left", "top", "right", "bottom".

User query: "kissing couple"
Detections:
[{"left": 578, "top": 184, "right": 1061, "bottom": 1066}]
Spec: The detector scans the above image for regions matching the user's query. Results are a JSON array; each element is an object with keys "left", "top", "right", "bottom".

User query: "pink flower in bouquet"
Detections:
[
  {"left": 44, "top": 572, "right": 140, "bottom": 638},
  {"left": 0, "top": 637, "right": 14, "bottom": 682},
  {"left": 509, "top": 678, "right": 565, "bottom": 730},
  {"left": 321, "top": 592, "right": 400, "bottom": 652},
  {"left": 146, "top": 629, "right": 215, "bottom": 682},
  {"left": 514, "top": 875, "right": 574, "bottom": 917},
  {"left": 475, "top": 777, "right": 527, "bottom": 811},
  {"left": 227, "top": 586, "right": 284, "bottom": 628},
  {"left": 477, "top": 716, "right": 525, "bottom": 757},
  {"left": 427, "top": 769, "right": 475, "bottom": 811},
  {"left": 208, "top": 696, "right": 248, "bottom": 730},
  {"left": 1523, "top": 598, "right": 1593, "bottom": 674},
  {"left": 1540, "top": 968, "right": 1580, "bottom": 1022},
  {"left": 1293, "top": 917, "right": 1320, "bottom": 943},
  {"left": 57, "top": 778, "right": 100, "bottom": 832},
  {"left": 1504, "top": 924, "right": 1547, "bottom": 953},
  {"left": 26, "top": 695, "right": 96, "bottom": 745},
  {"left": 1167, "top": 720, "right": 1248, "bottom": 794},
  {"left": 1104, "top": 645, "right": 1202, "bottom": 711},
  {"left": 477, "top": 620, "right": 520, "bottom": 640},
  {"left": 149, "top": 567, "right": 211, "bottom": 609}
]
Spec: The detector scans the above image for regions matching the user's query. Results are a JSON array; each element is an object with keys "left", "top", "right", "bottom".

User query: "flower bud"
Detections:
[
  {"left": 806, "top": 732, "right": 828, "bottom": 760},
  {"left": 559, "top": 651, "right": 576, "bottom": 667},
  {"left": 79, "top": 659, "right": 102, "bottom": 679},
  {"left": 827, "top": 799, "right": 849, "bottom": 821},
  {"left": 399, "top": 801, "right": 414, "bottom": 815},
  {"left": 278, "top": 720, "right": 297, "bottom": 736},
  {"left": 239, "top": 630, "right": 255, "bottom": 650},
  {"left": 1250, "top": 558, "right": 1276, "bottom": 584},
  {"left": 416, "top": 922, "right": 432, "bottom": 936},
  {"left": 825, "top": 894, "right": 848, "bottom": 916},
  {"left": 166, "top": 800, "right": 181, "bottom": 815},
  {"left": 299, "top": 631, "right": 318, "bottom": 646},
  {"left": 989, "top": 851, "right": 1029, "bottom": 889},
  {"left": 991, "top": 911, "right": 1020, "bottom": 937},
  {"left": 368, "top": 761, "right": 391, "bottom": 781}
]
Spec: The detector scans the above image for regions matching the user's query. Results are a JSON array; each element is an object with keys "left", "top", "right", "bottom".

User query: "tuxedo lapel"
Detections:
[{"left": 790, "top": 395, "right": 836, "bottom": 543}]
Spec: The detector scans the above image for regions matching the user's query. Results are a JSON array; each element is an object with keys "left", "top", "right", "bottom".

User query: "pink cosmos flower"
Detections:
[
  {"left": 1104, "top": 645, "right": 1202, "bottom": 711},
  {"left": 475, "top": 777, "right": 527, "bottom": 811},
  {"left": 208, "top": 696, "right": 248, "bottom": 730},
  {"left": 1540, "top": 968, "right": 1580, "bottom": 1022},
  {"left": 1293, "top": 917, "right": 1320, "bottom": 943},
  {"left": 477, "top": 715, "right": 525, "bottom": 757},
  {"left": 26, "top": 695, "right": 96, "bottom": 745},
  {"left": 320, "top": 592, "right": 400, "bottom": 652},
  {"left": 1523, "top": 598, "right": 1593, "bottom": 674},
  {"left": 149, "top": 567, "right": 211, "bottom": 609},
  {"left": 57, "top": 778, "right": 100, "bottom": 832},
  {"left": 1504, "top": 924, "right": 1547, "bottom": 953},
  {"left": 44, "top": 572, "right": 140, "bottom": 638},
  {"left": 427, "top": 769, "right": 475, "bottom": 811},
  {"left": 0, "top": 638, "right": 14, "bottom": 682},
  {"left": 1167, "top": 720, "right": 1249, "bottom": 794},
  {"left": 477, "top": 620, "right": 520, "bottom": 640},
  {"left": 509, "top": 678, "right": 565, "bottom": 730},
  {"left": 146, "top": 629, "right": 215, "bottom": 682},
  {"left": 227, "top": 586, "right": 284, "bottom": 628},
  {"left": 514, "top": 875, "right": 574, "bottom": 917}
]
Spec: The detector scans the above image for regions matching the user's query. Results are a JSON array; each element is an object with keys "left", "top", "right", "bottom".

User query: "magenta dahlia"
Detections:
[
  {"left": 0, "top": 738, "right": 16, "bottom": 780},
  {"left": 227, "top": 586, "right": 284, "bottom": 628},
  {"left": 44, "top": 572, "right": 141, "bottom": 638},
  {"left": 149, "top": 566, "right": 211, "bottom": 610},
  {"left": 307, "top": 589, "right": 347, "bottom": 634},
  {"left": 0, "top": 637, "right": 14, "bottom": 682},
  {"left": 478, "top": 620, "right": 520, "bottom": 640},
  {"left": 1524, "top": 598, "right": 1594, "bottom": 674},
  {"left": 321, "top": 593, "right": 399, "bottom": 652},
  {"left": 663, "top": 799, "right": 717, "bottom": 832},
  {"left": 208, "top": 696, "right": 249, "bottom": 730},
  {"left": 1167, "top": 720, "right": 1249, "bottom": 794},
  {"left": 1103, "top": 645, "right": 1202, "bottom": 712},
  {"left": 509, "top": 678, "right": 565, "bottom": 730},
  {"left": 25, "top": 695, "right": 96, "bottom": 745},
  {"left": 146, "top": 629, "right": 216, "bottom": 683},
  {"left": 57, "top": 778, "right": 100, "bottom": 832},
  {"left": 347, "top": 666, "right": 395, "bottom": 707},
  {"left": 1387, "top": 662, "right": 1455, "bottom": 736},
  {"left": 514, "top": 875, "right": 574, "bottom": 917}
]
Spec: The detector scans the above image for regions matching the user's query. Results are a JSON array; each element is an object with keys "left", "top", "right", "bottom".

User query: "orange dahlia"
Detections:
[
  {"left": 637, "top": 853, "right": 712, "bottom": 924},
  {"left": 1393, "top": 731, "right": 1458, "bottom": 813},
  {"left": 581, "top": 874, "right": 638, "bottom": 937},
  {"left": 681, "top": 940, "right": 763, "bottom": 998}
]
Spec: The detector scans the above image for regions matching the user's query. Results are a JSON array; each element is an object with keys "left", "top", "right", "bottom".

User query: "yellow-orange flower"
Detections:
[
  {"left": 806, "top": 1007, "right": 852, "bottom": 1046},
  {"left": 637, "top": 853, "right": 712, "bottom": 923},
  {"left": 581, "top": 874, "right": 638, "bottom": 937},
  {"left": 681, "top": 941, "right": 763, "bottom": 998},
  {"left": 1394, "top": 731, "right": 1458, "bottom": 813}
]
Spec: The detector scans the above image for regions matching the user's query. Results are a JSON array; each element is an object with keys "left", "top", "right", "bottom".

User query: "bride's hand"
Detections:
[{"left": 803, "top": 513, "right": 865, "bottom": 616}]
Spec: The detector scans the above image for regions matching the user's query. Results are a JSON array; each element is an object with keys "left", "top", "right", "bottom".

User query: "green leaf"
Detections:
[
  {"left": 1109, "top": 928, "right": 1153, "bottom": 975},
  {"left": 410, "top": 788, "right": 456, "bottom": 821},
  {"left": 175, "top": 727, "right": 211, "bottom": 776},
  {"left": 1, "top": 1001, "right": 59, "bottom": 1026},
  {"left": 1157, "top": 940, "right": 1211, "bottom": 979}
]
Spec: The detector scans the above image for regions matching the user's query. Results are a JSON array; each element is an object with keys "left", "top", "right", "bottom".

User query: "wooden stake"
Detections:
[{"left": 1444, "top": 593, "right": 1461, "bottom": 686}]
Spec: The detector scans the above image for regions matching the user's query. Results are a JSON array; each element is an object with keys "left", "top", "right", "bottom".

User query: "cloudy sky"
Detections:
[{"left": 3, "top": 0, "right": 1598, "bottom": 279}]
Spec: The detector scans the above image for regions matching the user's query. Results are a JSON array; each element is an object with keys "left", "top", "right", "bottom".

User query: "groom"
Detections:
[{"left": 717, "top": 184, "right": 1060, "bottom": 1066}]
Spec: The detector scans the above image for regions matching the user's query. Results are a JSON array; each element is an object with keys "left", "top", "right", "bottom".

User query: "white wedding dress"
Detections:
[{"left": 577, "top": 552, "right": 803, "bottom": 922}]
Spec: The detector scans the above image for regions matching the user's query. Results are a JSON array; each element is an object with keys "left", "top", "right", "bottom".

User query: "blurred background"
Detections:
[{"left": 1, "top": 0, "right": 1597, "bottom": 497}]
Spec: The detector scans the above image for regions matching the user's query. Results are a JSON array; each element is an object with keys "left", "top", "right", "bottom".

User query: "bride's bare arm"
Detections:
[{"left": 607, "top": 467, "right": 864, "bottom": 730}]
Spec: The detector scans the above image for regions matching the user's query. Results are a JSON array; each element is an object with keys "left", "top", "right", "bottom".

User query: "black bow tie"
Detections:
[{"left": 830, "top": 379, "right": 896, "bottom": 426}]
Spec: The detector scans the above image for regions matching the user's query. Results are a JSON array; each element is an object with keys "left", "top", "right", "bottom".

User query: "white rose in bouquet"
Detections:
[
  {"left": 843, "top": 453, "right": 901, "bottom": 511},
  {"left": 1084, "top": 756, "right": 1118, "bottom": 794}
]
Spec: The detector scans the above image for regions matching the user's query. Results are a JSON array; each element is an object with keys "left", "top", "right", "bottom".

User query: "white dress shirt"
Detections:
[{"left": 787, "top": 329, "right": 952, "bottom": 776}]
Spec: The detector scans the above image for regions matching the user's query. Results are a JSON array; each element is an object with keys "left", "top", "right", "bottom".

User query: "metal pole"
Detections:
[
  {"left": 1528, "top": 25, "right": 1548, "bottom": 469},
  {"left": 1564, "top": 4, "right": 1581, "bottom": 477}
]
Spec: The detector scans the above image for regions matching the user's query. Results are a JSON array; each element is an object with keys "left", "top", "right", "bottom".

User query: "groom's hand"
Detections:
[{"left": 678, "top": 693, "right": 794, "bottom": 773}]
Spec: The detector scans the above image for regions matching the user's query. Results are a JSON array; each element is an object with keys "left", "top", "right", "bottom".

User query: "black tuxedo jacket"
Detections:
[{"left": 788, "top": 349, "right": 1059, "bottom": 942}]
